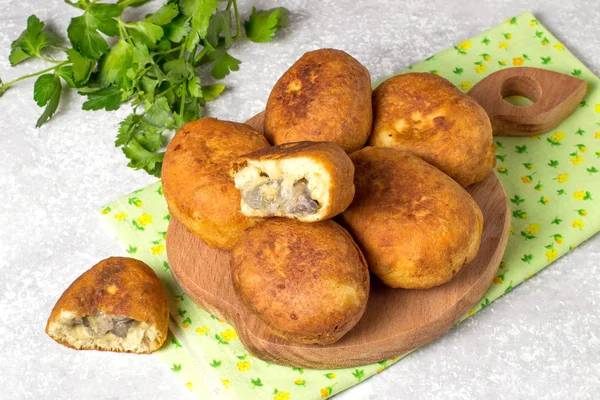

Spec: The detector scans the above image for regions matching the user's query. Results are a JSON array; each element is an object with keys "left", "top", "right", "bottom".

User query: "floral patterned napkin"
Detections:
[{"left": 100, "top": 11, "right": 600, "bottom": 400}]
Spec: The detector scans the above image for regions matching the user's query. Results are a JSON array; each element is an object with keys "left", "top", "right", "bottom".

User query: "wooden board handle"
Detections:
[{"left": 467, "top": 67, "right": 586, "bottom": 136}]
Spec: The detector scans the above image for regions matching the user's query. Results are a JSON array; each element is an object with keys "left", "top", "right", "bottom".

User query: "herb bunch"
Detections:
[{"left": 0, "top": 0, "right": 289, "bottom": 176}]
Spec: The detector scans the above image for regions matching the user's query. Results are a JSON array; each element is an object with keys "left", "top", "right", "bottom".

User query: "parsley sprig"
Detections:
[{"left": 0, "top": 1, "right": 289, "bottom": 176}]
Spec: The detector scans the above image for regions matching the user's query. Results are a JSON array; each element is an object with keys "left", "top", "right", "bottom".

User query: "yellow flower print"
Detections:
[
  {"left": 595, "top": 104, "right": 600, "bottom": 113},
  {"left": 294, "top": 379, "right": 306, "bottom": 386},
  {"left": 468, "top": 309, "right": 476, "bottom": 316},
  {"left": 237, "top": 361, "right": 251, "bottom": 372},
  {"left": 136, "top": 213, "right": 153, "bottom": 226},
  {"left": 571, "top": 155, "right": 584, "bottom": 165},
  {"left": 557, "top": 174, "right": 568, "bottom": 183},
  {"left": 496, "top": 166, "right": 506, "bottom": 173},
  {"left": 475, "top": 64, "right": 487, "bottom": 74},
  {"left": 114, "top": 212, "right": 127, "bottom": 221},
  {"left": 525, "top": 224, "right": 541, "bottom": 235},
  {"left": 457, "top": 40, "right": 471, "bottom": 51},
  {"left": 595, "top": 132, "right": 600, "bottom": 139},
  {"left": 530, "top": 19, "right": 538, "bottom": 27},
  {"left": 221, "top": 328, "right": 237, "bottom": 341},
  {"left": 574, "top": 190, "right": 585, "bottom": 200},
  {"left": 460, "top": 81, "right": 472, "bottom": 90},
  {"left": 504, "top": 33, "right": 513, "bottom": 40},
  {"left": 196, "top": 326, "right": 210, "bottom": 335},
  {"left": 521, "top": 176, "right": 532, "bottom": 184},
  {"left": 498, "top": 59, "right": 507, "bottom": 66},
  {"left": 546, "top": 248, "right": 558, "bottom": 262},
  {"left": 512, "top": 57, "right": 524, "bottom": 66},
  {"left": 499, "top": 41, "right": 509, "bottom": 49},
  {"left": 556, "top": 237, "right": 563, "bottom": 244},
  {"left": 578, "top": 210, "right": 588, "bottom": 216},
  {"left": 274, "top": 392, "right": 290, "bottom": 400},
  {"left": 577, "top": 144, "right": 587, "bottom": 152},
  {"left": 551, "top": 131, "right": 565, "bottom": 142},
  {"left": 101, "top": 207, "right": 111, "bottom": 215},
  {"left": 185, "top": 382, "right": 193, "bottom": 391},
  {"left": 572, "top": 219, "right": 584, "bottom": 229},
  {"left": 320, "top": 388, "right": 329, "bottom": 398},
  {"left": 221, "top": 379, "right": 230, "bottom": 389},
  {"left": 151, "top": 244, "right": 165, "bottom": 255}
]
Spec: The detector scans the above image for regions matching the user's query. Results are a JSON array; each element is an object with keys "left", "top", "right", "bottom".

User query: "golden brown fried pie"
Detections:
[
  {"left": 231, "top": 141, "right": 355, "bottom": 222},
  {"left": 264, "top": 48, "right": 372, "bottom": 153},
  {"left": 46, "top": 257, "right": 169, "bottom": 353},
  {"left": 231, "top": 219, "right": 369, "bottom": 344},
  {"left": 369, "top": 73, "right": 494, "bottom": 187},
  {"left": 340, "top": 147, "right": 483, "bottom": 289},
  {"left": 162, "top": 118, "right": 270, "bottom": 249}
]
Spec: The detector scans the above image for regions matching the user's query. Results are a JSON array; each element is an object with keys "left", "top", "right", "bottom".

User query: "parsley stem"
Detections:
[
  {"left": 232, "top": 0, "right": 241, "bottom": 40},
  {"left": 153, "top": 45, "right": 182, "bottom": 56},
  {"left": 179, "top": 91, "right": 186, "bottom": 116},
  {"left": 38, "top": 55, "right": 63, "bottom": 64},
  {"left": 156, "top": 85, "right": 175, "bottom": 98},
  {"left": 0, "top": 61, "right": 68, "bottom": 91},
  {"left": 118, "top": 18, "right": 133, "bottom": 44}
]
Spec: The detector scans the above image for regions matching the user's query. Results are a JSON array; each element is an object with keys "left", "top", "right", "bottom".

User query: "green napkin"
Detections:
[{"left": 100, "top": 11, "right": 600, "bottom": 400}]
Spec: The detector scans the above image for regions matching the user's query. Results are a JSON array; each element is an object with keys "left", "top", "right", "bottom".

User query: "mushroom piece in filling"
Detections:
[
  {"left": 243, "top": 177, "right": 320, "bottom": 215},
  {"left": 72, "top": 312, "right": 138, "bottom": 338}
]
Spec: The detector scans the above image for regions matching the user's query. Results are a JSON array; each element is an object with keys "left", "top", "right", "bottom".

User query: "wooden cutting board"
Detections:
[{"left": 165, "top": 112, "right": 511, "bottom": 369}]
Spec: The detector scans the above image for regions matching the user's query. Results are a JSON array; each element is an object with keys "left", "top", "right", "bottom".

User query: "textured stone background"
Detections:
[{"left": 1, "top": 0, "right": 599, "bottom": 399}]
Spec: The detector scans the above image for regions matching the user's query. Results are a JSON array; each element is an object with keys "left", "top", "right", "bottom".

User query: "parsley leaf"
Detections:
[
  {"left": 164, "top": 58, "right": 194, "bottom": 80},
  {"left": 146, "top": 3, "right": 180, "bottom": 26},
  {"left": 34, "top": 73, "right": 62, "bottom": 127},
  {"left": 56, "top": 65, "right": 77, "bottom": 88},
  {"left": 67, "top": 49, "right": 95, "bottom": 85},
  {"left": 127, "top": 21, "right": 164, "bottom": 46},
  {"left": 187, "top": 76, "right": 202, "bottom": 98},
  {"left": 99, "top": 39, "right": 134, "bottom": 87},
  {"left": 207, "top": 48, "right": 240, "bottom": 79},
  {"left": 34, "top": 74, "right": 58, "bottom": 106},
  {"left": 201, "top": 83, "right": 225, "bottom": 101},
  {"left": 164, "top": 15, "right": 192, "bottom": 43},
  {"left": 67, "top": 3, "right": 120, "bottom": 60},
  {"left": 9, "top": 15, "right": 62, "bottom": 65},
  {"left": 122, "top": 138, "right": 164, "bottom": 177},
  {"left": 81, "top": 85, "right": 123, "bottom": 111},
  {"left": 145, "top": 96, "right": 172, "bottom": 127},
  {"left": 244, "top": 7, "right": 289, "bottom": 43},
  {"left": 206, "top": 9, "right": 233, "bottom": 48},
  {"left": 181, "top": 0, "right": 219, "bottom": 51}
]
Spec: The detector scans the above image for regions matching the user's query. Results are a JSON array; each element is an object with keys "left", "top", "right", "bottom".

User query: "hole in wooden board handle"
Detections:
[
  {"left": 500, "top": 75, "right": 542, "bottom": 105},
  {"left": 468, "top": 67, "right": 587, "bottom": 136}
]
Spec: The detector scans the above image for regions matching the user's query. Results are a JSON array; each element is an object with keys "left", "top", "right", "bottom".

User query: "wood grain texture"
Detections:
[
  {"left": 166, "top": 112, "right": 511, "bottom": 369},
  {"left": 468, "top": 67, "right": 586, "bottom": 136}
]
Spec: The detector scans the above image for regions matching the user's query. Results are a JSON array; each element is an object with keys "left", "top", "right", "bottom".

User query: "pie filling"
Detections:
[{"left": 243, "top": 177, "right": 320, "bottom": 215}]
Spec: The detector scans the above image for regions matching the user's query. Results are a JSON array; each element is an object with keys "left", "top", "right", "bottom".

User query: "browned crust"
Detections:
[
  {"left": 162, "top": 118, "right": 270, "bottom": 249},
  {"left": 264, "top": 48, "right": 372, "bottom": 153},
  {"left": 231, "top": 219, "right": 370, "bottom": 344},
  {"left": 45, "top": 257, "right": 169, "bottom": 353},
  {"left": 369, "top": 72, "right": 495, "bottom": 187},
  {"left": 231, "top": 141, "right": 355, "bottom": 220},
  {"left": 339, "top": 147, "right": 483, "bottom": 289}
]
